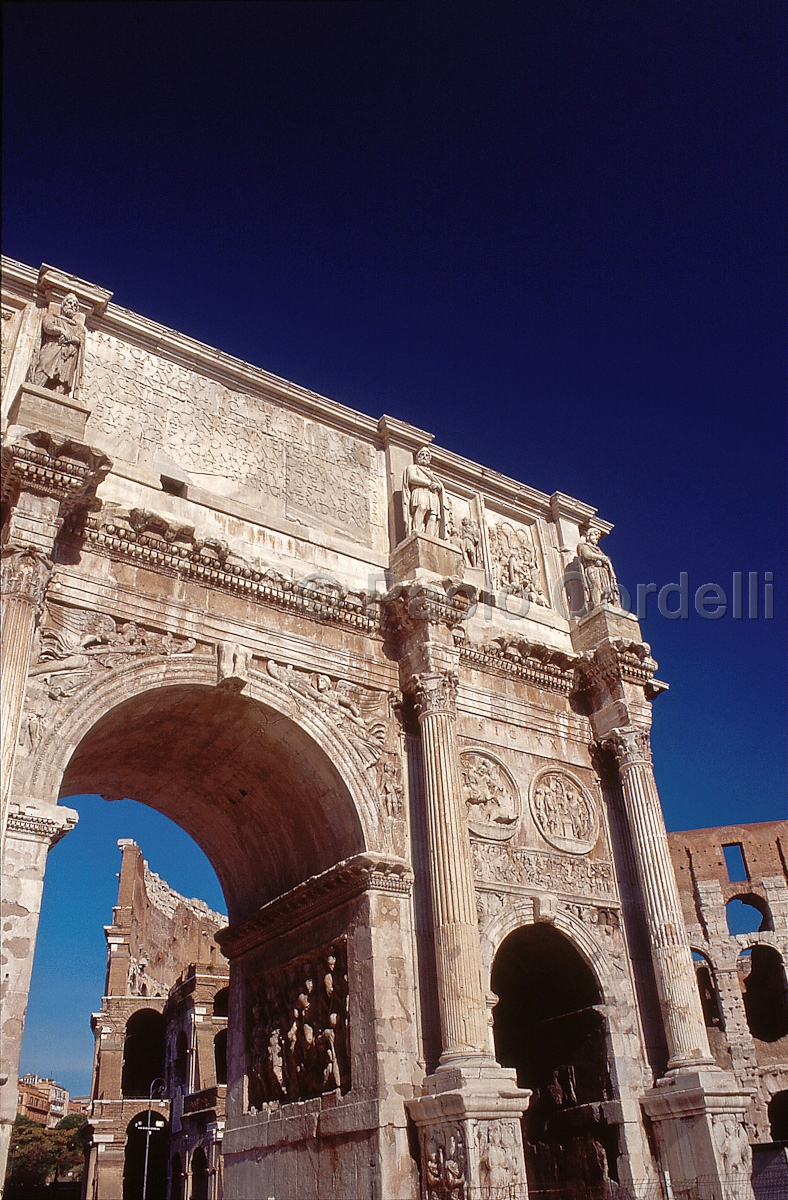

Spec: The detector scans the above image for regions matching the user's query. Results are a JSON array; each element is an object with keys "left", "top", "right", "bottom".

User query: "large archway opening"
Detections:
[
  {"left": 57, "top": 682, "right": 369, "bottom": 923},
  {"left": 491, "top": 924, "right": 618, "bottom": 1199}
]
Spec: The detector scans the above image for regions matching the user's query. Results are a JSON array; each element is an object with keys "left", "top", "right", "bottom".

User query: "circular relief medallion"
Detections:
[
  {"left": 460, "top": 750, "right": 520, "bottom": 841},
  {"left": 530, "top": 769, "right": 599, "bottom": 855}
]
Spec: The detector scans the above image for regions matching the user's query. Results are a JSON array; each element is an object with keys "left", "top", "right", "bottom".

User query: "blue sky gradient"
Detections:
[{"left": 4, "top": 1, "right": 785, "bottom": 1096}]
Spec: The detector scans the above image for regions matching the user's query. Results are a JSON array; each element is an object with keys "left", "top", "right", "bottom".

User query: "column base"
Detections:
[
  {"left": 641, "top": 1068, "right": 754, "bottom": 1200},
  {"left": 407, "top": 1057, "right": 531, "bottom": 1198}
]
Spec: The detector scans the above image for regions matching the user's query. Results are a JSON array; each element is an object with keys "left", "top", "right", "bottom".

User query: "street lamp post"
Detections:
[{"left": 140, "top": 1077, "right": 166, "bottom": 1200}]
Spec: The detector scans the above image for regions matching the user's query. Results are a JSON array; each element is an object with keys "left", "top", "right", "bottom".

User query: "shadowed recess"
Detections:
[{"left": 59, "top": 684, "right": 366, "bottom": 923}]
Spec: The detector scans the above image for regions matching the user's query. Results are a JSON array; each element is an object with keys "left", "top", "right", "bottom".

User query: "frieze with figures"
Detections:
[
  {"left": 248, "top": 940, "right": 350, "bottom": 1108},
  {"left": 471, "top": 841, "right": 616, "bottom": 899}
]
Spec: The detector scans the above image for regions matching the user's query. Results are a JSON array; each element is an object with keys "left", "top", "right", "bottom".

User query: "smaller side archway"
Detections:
[
  {"left": 491, "top": 923, "right": 619, "bottom": 1195},
  {"left": 190, "top": 1146, "right": 209, "bottom": 1200}
]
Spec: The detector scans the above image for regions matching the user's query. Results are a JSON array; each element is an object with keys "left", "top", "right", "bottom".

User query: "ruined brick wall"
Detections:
[{"left": 668, "top": 821, "right": 788, "bottom": 1142}]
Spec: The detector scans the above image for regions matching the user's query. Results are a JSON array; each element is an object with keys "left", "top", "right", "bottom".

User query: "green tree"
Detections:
[{"left": 5, "top": 1115, "right": 84, "bottom": 1187}]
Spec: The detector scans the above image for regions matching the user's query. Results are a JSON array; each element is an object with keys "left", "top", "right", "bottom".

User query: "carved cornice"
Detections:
[
  {"left": 0, "top": 544, "right": 54, "bottom": 610},
  {"left": 217, "top": 853, "right": 413, "bottom": 959},
  {"left": 457, "top": 633, "right": 577, "bottom": 696},
  {"left": 575, "top": 638, "right": 665, "bottom": 699},
  {"left": 412, "top": 670, "right": 459, "bottom": 719},
  {"left": 71, "top": 509, "right": 383, "bottom": 635},
  {"left": 601, "top": 727, "right": 653, "bottom": 769},
  {"left": 1, "top": 432, "right": 112, "bottom": 517},
  {"left": 5, "top": 806, "right": 77, "bottom": 845},
  {"left": 385, "top": 581, "right": 474, "bottom": 638}
]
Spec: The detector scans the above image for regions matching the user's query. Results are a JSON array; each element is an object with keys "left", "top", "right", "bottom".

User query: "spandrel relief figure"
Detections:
[
  {"left": 30, "top": 292, "right": 86, "bottom": 395},
  {"left": 577, "top": 526, "right": 620, "bottom": 609},
  {"left": 402, "top": 446, "right": 445, "bottom": 538}
]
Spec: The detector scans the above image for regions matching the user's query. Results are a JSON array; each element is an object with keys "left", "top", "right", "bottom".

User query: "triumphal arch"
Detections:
[{"left": 1, "top": 259, "right": 758, "bottom": 1199}]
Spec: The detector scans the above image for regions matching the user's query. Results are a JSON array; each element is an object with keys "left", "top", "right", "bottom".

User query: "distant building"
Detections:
[
  {"left": 17, "top": 1074, "right": 70, "bottom": 1128},
  {"left": 82, "top": 841, "right": 228, "bottom": 1200}
]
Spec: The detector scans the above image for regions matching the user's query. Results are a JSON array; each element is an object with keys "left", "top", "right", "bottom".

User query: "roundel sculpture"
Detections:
[{"left": 529, "top": 768, "right": 599, "bottom": 855}]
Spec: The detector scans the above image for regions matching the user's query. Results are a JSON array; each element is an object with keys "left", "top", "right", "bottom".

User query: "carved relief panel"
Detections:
[
  {"left": 460, "top": 749, "right": 519, "bottom": 841},
  {"left": 487, "top": 516, "right": 549, "bottom": 607},
  {"left": 529, "top": 769, "right": 599, "bottom": 855},
  {"left": 247, "top": 939, "right": 350, "bottom": 1109}
]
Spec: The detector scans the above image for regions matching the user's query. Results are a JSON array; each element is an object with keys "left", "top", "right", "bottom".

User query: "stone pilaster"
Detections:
[
  {"left": 0, "top": 545, "right": 53, "bottom": 844},
  {"left": 413, "top": 670, "right": 490, "bottom": 1062},
  {"left": 0, "top": 801, "right": 78, "bottom": 1186},
  {"left": 0, "top": 432, "right": 111, "bottom": 846},
  {"left": 603, "top": 726, "right": 714, "bottom": 1072}
]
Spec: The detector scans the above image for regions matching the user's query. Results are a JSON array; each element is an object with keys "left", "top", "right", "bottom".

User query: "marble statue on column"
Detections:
[
  {"left": 402, "top": 447, "right": 445, "bottom": 539},
  {"left": 30, "top": 292, "right": 85, "bottom": 395},
  {"left": 577, "top": 526, "right": 620, "bottom": 609}
]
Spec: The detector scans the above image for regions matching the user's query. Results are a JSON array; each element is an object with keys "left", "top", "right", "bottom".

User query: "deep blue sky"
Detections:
[{"left": 4, "top": 2, "right": 785, "bottom": 1094}]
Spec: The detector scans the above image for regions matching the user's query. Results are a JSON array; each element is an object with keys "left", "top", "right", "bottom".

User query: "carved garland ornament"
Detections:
[
  {"left": 530, "top": 769, "right": 599, "bottom": 855},
  {"left": 460, "top": 749, "right": 520, "bottom": 841}
]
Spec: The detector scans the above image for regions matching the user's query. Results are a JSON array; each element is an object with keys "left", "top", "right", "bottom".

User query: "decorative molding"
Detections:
[
  {"left": 602, "top": 726, "right": 653, "bottom": 769},
  {"left": 1, "top": 432, "right": 112, "bottom": 518},
  {"left": 217, "top": 853, "right": 412, "bottom": 959},
  {"left": 73, "top": 508, "right": 383, "bottom": 635},
  {"left": 412, "top": 670, "right": 459, "bottom": 719},
  {"left": 0, "top": 545, "right": 53, "bottom": 610},
  {"left": 456, "top": 632, "right": 577, "bottom": 696},
  {"left": 575, "top": 638, "right": 664, "bottom": 698}
]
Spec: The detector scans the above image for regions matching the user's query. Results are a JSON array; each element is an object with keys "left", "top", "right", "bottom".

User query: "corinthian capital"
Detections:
[
  {"left": 0, "top": 544, "right": 53, "bottom": 611},
  {"left": 412, "top": 670, "right": 459, "bottom": 719},
  {"left": 602, "top": 726, "right": 653, "bottom": 769}
]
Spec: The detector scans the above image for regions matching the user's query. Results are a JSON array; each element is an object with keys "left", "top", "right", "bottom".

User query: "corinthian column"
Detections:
[
  {"left": 603, "top": 727, "right": 714, "bottom": 1071},
  {"left": 413, "top": 670, "right": 490, "bottom": 1061},
  {"left": 0, "top": 545, "right": 53, "bottom": 846}
]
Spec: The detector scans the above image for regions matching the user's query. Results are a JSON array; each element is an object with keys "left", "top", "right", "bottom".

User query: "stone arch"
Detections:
[
  {"left": 479, "top": 898, "right": 622, "bottom": 1007},
  {"left": 726, "top": 893, "right": 773, "bottom": 935},
  {"left": 25, "top": 657, "right": 383, "bottom": 922},
  {"left": 489, "top": 918, "right": 621, "bottom": 1194}
]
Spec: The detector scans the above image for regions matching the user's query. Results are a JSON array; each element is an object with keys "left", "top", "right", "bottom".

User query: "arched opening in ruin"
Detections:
[
  {"left": 122, "top": 1010, "right": 167, "bottom": 1099},
  {"left": 214, "top": 1028, "right": 228, "bottom": 1085},
  {"left": 491, "top": 924, "right": 618, "bottom": 1199},
  {"left": 213, "top": 987, "right": 229, "bottom": 1018},
  {"left": 123, "top": 1111, "right": 169, "bottom": 1200},
  {"left": 768, "top": 1091, "right": 788, "bottom": 1142},
  {"left": 692, "top": 950, "right": 728, "bottom": 1069},
  {"left": 738, "top": 947, "right": 788, "bottom": 1043},
  {"left": 692, "top": 951, "right": 724, "bottom": 1029},
  {"left": 190, "top": 1147, "right": 209, "bottom": 1200},
  {"left": 726, "top": 894, "right": 773, "bottom": 936},
  {"left": 56, "top": 683, "right": 368, "bottom": 924}
]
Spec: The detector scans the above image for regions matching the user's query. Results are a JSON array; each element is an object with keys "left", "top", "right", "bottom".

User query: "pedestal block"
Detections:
[{"left": 642, "top": 1068, "right": 755, "bottom": 1200}]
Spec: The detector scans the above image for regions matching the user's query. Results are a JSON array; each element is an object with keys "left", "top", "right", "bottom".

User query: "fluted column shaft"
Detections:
[
  {"left": 1, "top": 546, "right": 53, "bottom": 846},
  {"left": 415, "top": 672, "right": 490, "bottom": 1060},
  {"left": 605, "top": 727, "right": 713, "bottom": 1071}
]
